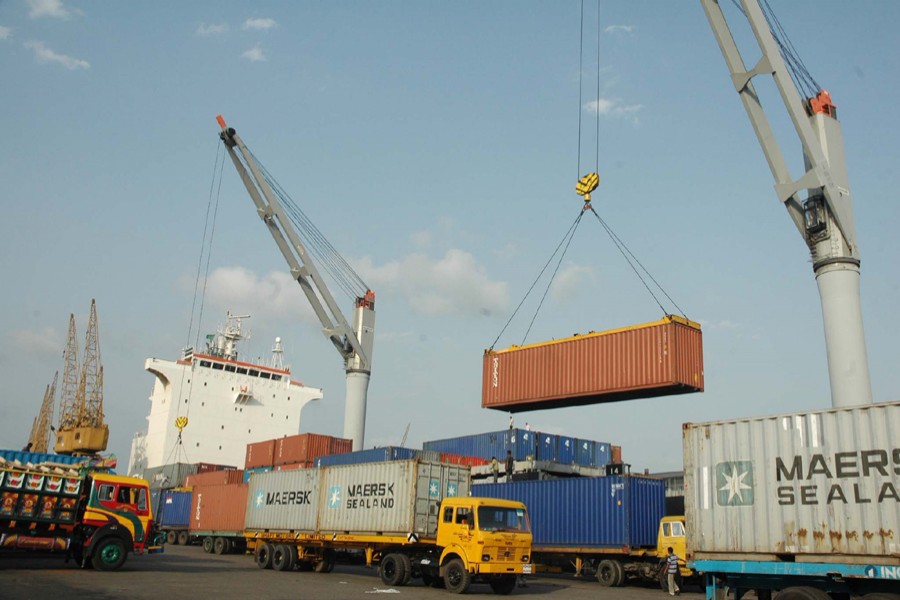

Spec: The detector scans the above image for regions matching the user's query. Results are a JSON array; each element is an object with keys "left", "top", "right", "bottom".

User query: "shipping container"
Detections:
[
  {"left": 191, "top": 482, "right": 249, "bottom": 533},
  {"left": 143, "top": 463, "right": 198, "bottom": 489},
  {"left": 315, "top": 446, "right": 418, "bottom": 467},
  {"left": 610, "top": 445, "right": 622, "bottom": 465},
  {"left": 556, "top": 436, "right": 576, "bottom": 464},
  {"left": 423, "top": 429, "right": 609, "bottom": 468},
  {"left": 274, "top": 461, "right": 312, "bottom": 471},
  {"left": 242, "top": 466, "right": 272, "bottom": 483},
  {"left": 195, "top": 462, "right": 237, "bottom": 474},
  {"left": 473, "top": 476, "right": 664, "bottom": 549},
  {"left": 245, "top": 468, "right": 321, "bottom": 531},
  {"left": 245, "top": 439, "right": 275, "bottom": 469},
  {"left": 330, "top": 437, "right": 352, "bottom": 455},
  {"left": 684, "top": 401, "right": 900, "bottom": 561},
  {"left": 156, "top": 490, "right": 191, "bottom": 528},
  {"left": 274, "top": 433, "right": 339, "bottom": 466},
  {"left": 423, "top": 431, "right": 507, "bottom": 462},
  {"left": 184, "top": 469, "right": 245, "bottom": 488},
  {"left": 482, "top": 315, "right": 703, "bottom": 412},
  {"left": 438, "top": 453, "right": 491, "bottom": 467}
]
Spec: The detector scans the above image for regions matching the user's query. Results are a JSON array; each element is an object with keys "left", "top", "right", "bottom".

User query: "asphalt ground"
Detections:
[{"left": 0, "top": 544, "right": 703, "bottom": 600}]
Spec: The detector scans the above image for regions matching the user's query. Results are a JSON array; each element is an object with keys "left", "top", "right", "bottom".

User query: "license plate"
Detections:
[{"left": 522, "top": 564, "right": 533, "bottom": 574}]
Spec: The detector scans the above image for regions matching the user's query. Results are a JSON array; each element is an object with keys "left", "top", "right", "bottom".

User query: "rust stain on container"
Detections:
[{"left": 482, "top": 315, "right": 703, "bottom": 412}]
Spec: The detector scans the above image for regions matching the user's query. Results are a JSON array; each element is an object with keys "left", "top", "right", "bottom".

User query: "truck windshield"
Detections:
[{"left": 477, "top": 506, "right": 531, "bottom": 533}]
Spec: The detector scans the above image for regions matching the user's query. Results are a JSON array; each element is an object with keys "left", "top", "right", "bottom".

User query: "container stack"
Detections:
[{"left": 244, "top": 433, "right": 352, "bottom": 481}]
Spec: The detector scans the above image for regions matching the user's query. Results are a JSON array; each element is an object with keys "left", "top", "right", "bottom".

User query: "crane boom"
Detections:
[
  {"left": 701, "top": 0, "right": 872, "bottom": 408},
  {"left": 217, "top": 116, "right": 375, "bottom": 450}
]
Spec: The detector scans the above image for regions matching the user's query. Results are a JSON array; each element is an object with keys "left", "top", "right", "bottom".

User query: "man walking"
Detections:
[{"left": 665, "top": 547, "right": 681, "bottom": 596}]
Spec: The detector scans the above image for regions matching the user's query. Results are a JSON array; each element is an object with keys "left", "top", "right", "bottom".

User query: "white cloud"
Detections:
[
  {"left": 241, "top": 45, "right": 266, "bottom": 62},
  {"left": 28, "top": 0, "right": 70, "bottom": 19},
  {"left": 243, "top": 17, "right": 277, "bottom": 31},
  {"left": 410, "top": 231, "right": 431, "bottom": 248},
  {"left": 587, "top": 97, "right": 642, "bottom": 121},
  {"left": 196, "top": 22, "right": 228, "bottom": 36},
  {"left": 0, "top": 26, "right": 11, "bottom": 40},
  {"left": 204, "top": 266, "right": 317, "bottom": 324},
  {"left": 357, "top": 249, "right": 509, "bottom": 317},
  {"left": 14, "top": 327, "right": 62, "bottom": 357},
  {"left": 604, "top": 24, "right": 635, "bottom": 34},
  {"left": 550, "top": 263, "right": 595, "bottom": 303},
  {"left": 25, "top": 40, "right": 89, "bottom": 69}
]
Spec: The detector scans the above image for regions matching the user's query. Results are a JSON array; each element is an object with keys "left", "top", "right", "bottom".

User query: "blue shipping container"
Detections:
[
  {"left": 0, "top": 449, "right": 89, "bottom": 467},
  {"left": 316, "top": 447, "right": 418, "bottom": 468},
  {"left": 423, "top": 431, "right": 610, "bottom": 467},
  {"left": 594, "top": 442, "right": 611, "bottom": 468},
  {"left": 557, "top": 436, "right": 576, "bottom": 464},
  {"left": 423, "top": 430, "right": 506, "bottom": 462},
  {"left": 157, "top": 490, "right": 192, "bottom": 528},
  {"left": 535, "top": 432, "right": 558, "bottom": 462},
  {"left": 576, "top": 439, "right": 595, "bottom": 467},
  {"left": 472, "top": 476, "right": 664, "bottom": 549}
]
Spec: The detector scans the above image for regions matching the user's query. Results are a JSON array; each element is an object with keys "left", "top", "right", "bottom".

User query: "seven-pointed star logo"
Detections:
[
  {"left": 429, "top": 480, "right": 439, "bottom": 497},
  {"left": 447, "top": 482, "right": 457, "bottom": 497},
  {"left": 328, "top": 485, "right": 341, "bottom": 508},
  {"left": 255, "top": 490, "right": 265, "bottom": 508},
  {"left": 716, "top": 461, "right": 754, "bottom": 506}
]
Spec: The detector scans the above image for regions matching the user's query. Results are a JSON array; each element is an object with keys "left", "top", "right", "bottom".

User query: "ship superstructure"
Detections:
[{"left": 127, "top": 313, "right": 323, "bottom": 474}]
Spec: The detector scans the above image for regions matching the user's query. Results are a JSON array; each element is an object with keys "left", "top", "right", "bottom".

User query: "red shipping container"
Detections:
[
  {"left": 330, "top": 437, "right": 353, "bottom": 455},
  {"left": 184, "top": 469, "right": 245, "bottom": 488},
  {"left": 274, "top": 433, "right": 350, "bottom": 466},
  {"left": 245, "top": 440, "right": 275, "bottom": 469},
  {"left": 482, "top": 315, "right": 703, "bottom": 412},
  {"left": 611, "top": 445, "right": 623, "bottom": 465},
  {"left": 440, "top": 453, "right": 490, "bottom": 467},
  {"left": 189, "top": 482, "right": 249, "bottom": 533},
  {"left": 274, "top": 461, "right": 312, "bottom": 471},
  {"left": 195, "top": 462, "right": 237, "bottom": 474}
]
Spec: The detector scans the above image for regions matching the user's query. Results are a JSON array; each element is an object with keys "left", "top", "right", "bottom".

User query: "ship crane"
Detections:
[
  {"left": 28, "top": 372, "right": 58, "bottom": 453},
  {"left": 701, "top": 0, "right": 872, "bottom": 408},
  {"left": 217, "top": 116, "right": 375, "bottom": 450}
]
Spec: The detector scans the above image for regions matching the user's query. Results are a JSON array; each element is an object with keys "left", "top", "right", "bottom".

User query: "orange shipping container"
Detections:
[
  {"left": 245, "top": 440, "right": 275, "bottom": 469},
  {"left": 274, "top": 433, "right": 348, "bottom": 466},
  {"left": 482, "top": 315, "right": 703, "bottom": 412},
  {"left": 184, "top": 469, "right": 245, "bottom": 488},
  {"left": 274, "top": 461, "right": 312, "bottom": 471},
  {"left": 330, "top": 437, "right": 353, "bottom": 455},
  {"left": 189, "top": 482, "right": 249, "bottom": 533}
]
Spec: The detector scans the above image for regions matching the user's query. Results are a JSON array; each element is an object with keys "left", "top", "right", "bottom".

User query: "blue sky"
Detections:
[{"left": 1, "top": 1, "right": 898, "bottom": 472}]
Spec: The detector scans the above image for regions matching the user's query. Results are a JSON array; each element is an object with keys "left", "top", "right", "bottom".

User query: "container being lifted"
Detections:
[{"left": 482, "top": 315, "right": 703, "bottom": 412}]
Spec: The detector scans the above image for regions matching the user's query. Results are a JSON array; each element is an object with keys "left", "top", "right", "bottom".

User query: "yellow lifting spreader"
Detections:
[{"left": 576, "top": 172, "right": 599, "bottom": 205}]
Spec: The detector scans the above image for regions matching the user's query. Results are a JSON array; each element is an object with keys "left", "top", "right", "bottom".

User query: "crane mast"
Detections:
[
  {"left": 217, "top": 116, "right": 375, "bottom": 450},
  {"left": 701, "top": 0, "right": 872, "bottom": 408},
  {"left": 28, "top": 372, "right": 58, "bottom": 453}
]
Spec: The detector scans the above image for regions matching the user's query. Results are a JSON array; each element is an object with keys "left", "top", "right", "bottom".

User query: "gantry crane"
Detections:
[
  {"left": 701, "top": 0, "right": 872, "bottom": 408},
  {"left": 217, "top": 116, "right": 376, "bottom": 451},
  {"left": 28, "top": 372, "right": 58, "bottom": 453},
  {"left": 54, "top": 299, "right": 110, "bottom": 454}
]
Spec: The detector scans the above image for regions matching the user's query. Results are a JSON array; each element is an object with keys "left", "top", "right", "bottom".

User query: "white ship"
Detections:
[{"left": 127, "top": 313, "right": 323, "bottom": 475}]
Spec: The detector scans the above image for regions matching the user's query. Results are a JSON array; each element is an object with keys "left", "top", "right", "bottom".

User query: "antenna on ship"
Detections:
[{"left": 271, "top": 337, "right": 285, "bottom": 370}]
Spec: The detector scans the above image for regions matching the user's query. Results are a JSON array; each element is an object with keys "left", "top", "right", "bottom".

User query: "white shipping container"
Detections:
[
  {"left": 684, "top": 401, "right": 900, "bottom": 561},
  {"left": 245, "top": 468, "right": 321, "bottom": 531},
  {"left": 319, "top": 461, "right": 470, "bottom": 537}
]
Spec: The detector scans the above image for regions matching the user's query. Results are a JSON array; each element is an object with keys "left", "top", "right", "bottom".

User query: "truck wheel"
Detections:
[
  {"left": 166, "top": 530, "right": 178, "bottom": 545},
  {"left": 489, "top": 575, "right": 517, "bottom": 595},
  {"left": 443, "top": 558, "right": 471, "bottom": 594},
  {"left": 255, "top": 542, "right": 274, "bottom": 569},
  {"left": 314, "top": 550, "right": 335, "bottom": 573},
  {"left": 597, "top": 559, "right": 619, "bottom": 587},
  {"left": 93, "top": 537, "right": 127, "bottom": 571},
  {"left": 272, "top": 544, "right": 296, "bottom": 571},
  {"left": 862, "top": 594, "right": 900, "bottom": 600},
  {"left": 380, "top": 553, "right": 408, "bottom": 586},
  {"left": 177, "top": 531, "right": 190, "bottom": 546},
  {"left": 213, "top": 537, "right": 228, "bottom": 555},
  {"left": 612, "top": 559, "right": 626, "bottom": 586},
  {"left": 776, "top": 587, "right": 831, "bottom": 600},
  {"left": 202, "top": 537, "right": 214, "bottom": 553},
  {"left": 398, "top": 553, "right": 412, "bottom": 586}
]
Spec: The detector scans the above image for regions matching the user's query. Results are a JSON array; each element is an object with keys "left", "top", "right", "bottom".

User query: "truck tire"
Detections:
[
  {"left": 776, "top": 587, "right": 831, "bottom": 600},
  {"left": 380, "top": 553, "right": 408, "bottom": 586},
  {"left": 597, "top": 559, "right": 619, "bottom": 587},
  {"left": 202, "top": 536, "right": 214, "bottom": 553},
  {"left": 213, "top": 537, "right": 228, "bottom": 555},
  {"left": 398, "top": 553, "right": 412, "bottom": 586},
  {"left": 489, "top": 575, "right": 517, "bottom": 595},
  {"left": 443, "top": 558, "right": 471, "bottom": 594},
  {"left": 314, "top": 550, "right": 335, "bottom": 573},
  {"left": 255, "top": 542, "right": 274, "bottom": 569},
  {"left": 166, "top": 530, "right": 178, "bottom": 545},
  {"left": 93, "top": 537, "right": 128, "bottom": 571},
  {"left": 612, "top": 559, "right": 625, "bottom": 586},
  {"left": 272, "top": 544, "right": 296, "bottom": 571},
  {"left": 177, "top": 531, "right": 190, "bottom": 546}
]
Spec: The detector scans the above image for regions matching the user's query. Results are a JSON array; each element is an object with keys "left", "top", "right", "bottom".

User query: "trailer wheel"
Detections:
[
  {"left": 399, "top": 553, "right": 412, "bottom": 585},
  {"left": 443, "top": 558, "right": 471, "bottom": 594},
  {"left": 255, "top": 542, "right": 274, "bottom": 569},
  {"left": 776, "top": 587, "right": 831, "bottom": 600},
  {"left": 314, "top": 550, "right": 335, "bottom": 573},
  {"left": 597, "top": 559, "right": 619, "bottom": 587},
  {"left": 202, "top": 537, "right": 214, "bottom": 553},
  {"left": 489, "top": 575, "right": 517, "bottom": 595},
  {"left": 166, "top": 530, "right": 178, "bottom": 545},
  {"left": 380, "top": 553, "right": 408, "bottom": 586},
  {"left": 93, "top": 537, "right": 127, "bottom": 571},
  {"left": 612, "top": 559, "right": 625, "bottom": 586},
  {"left": 213, "top": 537, "right": 229, "bottom": 555},
  {"left": 272, "top": 544, "right": 296, "bottom": 571},
  {"left": 862, "top": 594, "right": 900, "bottom": 600},
  {"left": 177, "top": 531, "right": 190, "bottom": 546}
]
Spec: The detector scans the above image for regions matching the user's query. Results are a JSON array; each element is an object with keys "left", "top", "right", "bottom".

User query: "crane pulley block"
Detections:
[{"left": 576, "top": 172, "right": 600, "bottom": 203}]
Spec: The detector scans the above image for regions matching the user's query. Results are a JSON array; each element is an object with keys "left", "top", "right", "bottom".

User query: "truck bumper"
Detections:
[{"left": 477, "top": 562, "right": 533, "bottom": 575}]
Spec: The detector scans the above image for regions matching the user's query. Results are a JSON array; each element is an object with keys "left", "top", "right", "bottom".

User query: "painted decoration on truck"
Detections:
[
  {"left": 39, "top": 496, "right": 58, "bottom": 520},
  {"left": 716, "top": 461, "right": 755, "bottom": 506},
  {"left": 44, "top": 476, "right": 63, "bottom": 494},
  {"left": 56, "top": 497, "right": 77, "bottom": 522},
  {"left": 63, "top": 478, "right": 81, "bottom": 495},
  {"left": 25, "top": 474, "right": 45, "bottom": 491},
  {"left": 3, "top": 471, "right": 25, "bottom": 490},
  {"left": 17, "top": 493, "right": 39, "bottom": 518},
  {"left": 1, "top": 492, "right": 19, "bottom": 517}
]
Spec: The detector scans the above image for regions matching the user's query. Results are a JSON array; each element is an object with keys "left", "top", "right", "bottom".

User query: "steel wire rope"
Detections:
[
  {"left": 576, "top": 0, "right": 585, "bottom": 181},
  {"left": 594, "top": 0, "right": 601, "bottom": 175},
  {"left": 489, "top": 210, "right": 585, "bottom": 350},
  {"left": 586, "top": 206, "right": 686, "bottom": 319},
  {"left": 760, "top": 0, "right": 820, "bottom": 98}
]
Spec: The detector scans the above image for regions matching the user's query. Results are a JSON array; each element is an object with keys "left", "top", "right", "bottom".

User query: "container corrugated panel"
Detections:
[
  {"left": 330, "top": 438, "right": 353, "bottom": 455},
  {"left": 242, "top": 466, "right": 272, "bottom": 484},
  {"left": 473, "top": 476, "right": 664, "bottom": 549},
  {"left": 594, "top": 443, "right": 611, "bottom": 468},
  {"left": 315, "top": 447, "right": 418, "bottom": 467},
  {"left": 557, "top": 436, "right": 576, "bottom": 464},
  {"left": 576, "top": 439, "right": 596, "bottom": 467},
  {"left": 245, "top": 440, "right": 275, "bottom": 469},
  {"left": 684, "top": 401, "right": 900, "bottom": 561},
  {"left": 319, "top": 460, "right": 469, "bottom": 536},
  {"left": 245, "top": 468, "right": 321, "bottom": 531},
  {"left": 144, "top": 463, "right": 198, "bottom": 489},
  {"left": 191, "top": 482, "right": 249, "bottom": 533},
  {"left": 536, "top": 433, "right": 558, "bottom": 462},
  {"left": 611, "top": 445, "right": 623, "bottom": 464},
  {"left": 158, "top": 490, "right": 192, "bottom": 528},
  {"left": 423, "top": 430, "right": 507, "bottom": 461},
  {"left": 0, "top": 450, "right": 87, "bottom": 466},
  {"left": 185, "top": 469, "right": 245, "bottom": 488},
  {"left": 274, "top": 433, "right": 337, "bottom": 466},
  {"left": 275, "top": 462, "right": 312, "bottom": 471},
  {"left": 482, "top": 315, "right": 704, "bottom": 412}
]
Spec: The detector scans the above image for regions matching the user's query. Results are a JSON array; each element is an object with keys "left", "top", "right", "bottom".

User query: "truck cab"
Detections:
[
  {"left": 433, "top": 497, "right": 532, "bottom": 594},
  {"left": 657, "top": 515, "right": 692, "bottom": 578}
]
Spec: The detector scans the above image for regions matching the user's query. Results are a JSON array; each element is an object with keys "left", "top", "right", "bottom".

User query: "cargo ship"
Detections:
[{"left": 127, "top": 313, "right": 323, "bottom": 477}]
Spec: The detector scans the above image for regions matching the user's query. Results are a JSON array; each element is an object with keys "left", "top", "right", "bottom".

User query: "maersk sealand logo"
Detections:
[
  {"left": 716, "top": 461, "right": 754, "bottom": 506},
  {"left": 327, "top": 485, "right": 342, "bottom": 509}
]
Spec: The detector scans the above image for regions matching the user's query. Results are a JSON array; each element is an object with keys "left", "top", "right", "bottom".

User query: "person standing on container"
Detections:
[
  {"left": 665, "top": 547, "right": 681, "bottom": 596},
  {"left": 505, "top": 450, "right": 514, "bottom": 482},
  {"left": 491, "top": 456, "right": 499, "bottom": 483}
]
